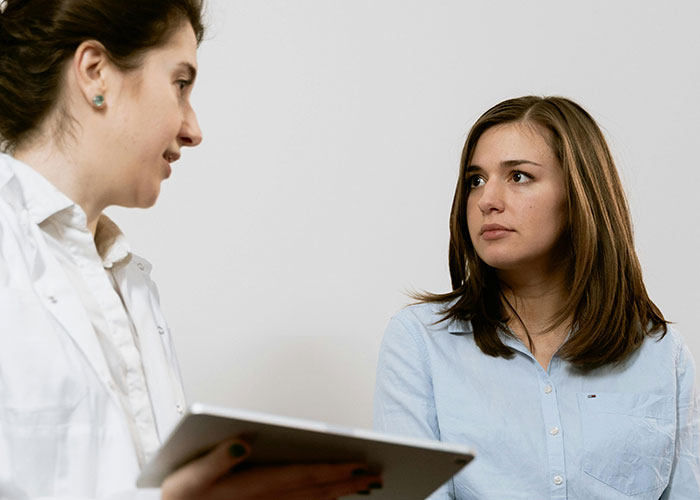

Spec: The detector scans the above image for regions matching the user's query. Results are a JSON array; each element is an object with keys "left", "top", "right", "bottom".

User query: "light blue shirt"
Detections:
[{"left": 373, "top": 302, "right": 700, "bottom": 499}]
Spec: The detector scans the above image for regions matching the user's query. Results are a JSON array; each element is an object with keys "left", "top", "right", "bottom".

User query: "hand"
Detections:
[{"left": 161, "top": 438, "right": 383, "bottom": 500}]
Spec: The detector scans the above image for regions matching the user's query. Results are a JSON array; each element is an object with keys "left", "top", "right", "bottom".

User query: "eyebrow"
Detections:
[
  {"left": 177, "top": 62, "right": 198, "bottom": 82},
  {"left": 466, "top": 159, "right": 542, "bottom": 172}
]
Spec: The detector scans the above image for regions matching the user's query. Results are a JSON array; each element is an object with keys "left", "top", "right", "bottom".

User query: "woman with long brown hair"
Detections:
[{"left": 374, "top": 96, "right": 699, "bottom": 499}]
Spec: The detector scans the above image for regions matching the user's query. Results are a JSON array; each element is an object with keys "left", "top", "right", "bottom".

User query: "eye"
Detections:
[
  {"left": 175, "top": 79, "right": 192, "bottom": 94},
  {"left": 511, "top": 171, "right": 532, "bottom": 184},
  {"left": 468, "top": 175, "right": 485, "bottom": 189}
]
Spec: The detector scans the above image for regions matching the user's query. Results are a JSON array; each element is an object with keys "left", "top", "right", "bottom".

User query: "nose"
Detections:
[
  {"left": 178, "top": 102, "right": 203, "bottom": 147},
  {"left": 476, "top": 179, "right": 505, "bottom": 214}
]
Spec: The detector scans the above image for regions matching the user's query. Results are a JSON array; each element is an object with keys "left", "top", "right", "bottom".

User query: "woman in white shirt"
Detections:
[
  {"left": 373, "top": 96, "right": 700, "bottom": 499},
  {"left": 0, "top": 0, "right": 381, "bottom": 498}
]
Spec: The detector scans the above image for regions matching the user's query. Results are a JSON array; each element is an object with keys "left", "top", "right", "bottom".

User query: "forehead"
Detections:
[
  {"left": 143, "top": 22, "right": 198, "bottom": 69},
  {"left": 472, "top": 122, "right": 556, "bottom": 163}
]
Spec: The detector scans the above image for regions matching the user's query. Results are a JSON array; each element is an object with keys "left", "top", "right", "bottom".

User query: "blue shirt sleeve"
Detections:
[
  {"left": 373, "top": 310, "right": 455, "bottom": 499},
  {"left": 660, "top": 338, "right": 700, "bottom": 499}
]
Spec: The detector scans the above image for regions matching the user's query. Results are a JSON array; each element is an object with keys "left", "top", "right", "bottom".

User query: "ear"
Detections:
[{"left": 72, "top": 40, "right": 111, "bottom": 110}]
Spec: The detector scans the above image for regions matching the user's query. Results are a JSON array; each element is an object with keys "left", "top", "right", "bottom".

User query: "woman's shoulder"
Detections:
[
  {"left": 0, "top": 154, "right": 20, "bottom": 203},
  {"left": 642, "top": 324, "right": 687, "bottom": 353},
  {"left": 390, "top": 301, "right": 472, "bottom": 336},
  {"left": 654, "top": 324, "right": 694, "bottom": 363},
  {"left": 0, "top": 154, "right": 34, "bottom": 223},
  {"left": 0, "top": 156, "right": 26, "bottom": 249},
  {"left": 632, "top": 324, "right": 694, "bottom": 375}
]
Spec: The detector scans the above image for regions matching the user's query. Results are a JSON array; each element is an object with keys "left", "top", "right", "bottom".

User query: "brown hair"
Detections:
[
  {"left": 419, "top": 96, "right": 667, "bottom": 370},
  {"left": 0, "top": 0, "right": 205, "bottom": 152}
]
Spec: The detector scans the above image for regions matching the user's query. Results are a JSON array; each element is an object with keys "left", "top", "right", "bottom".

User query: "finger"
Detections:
[
  {"left": 213, "top": 462, "right": 380, "bottom": 498},
  {"left": 282, "top": 474, "right": 383, "bottom": 500},
  {"left": 254, "top": 462, "right": 376, "bottom": 487},
  {"left": 184, "top": 438, "right": 251, "bottom": 486}
]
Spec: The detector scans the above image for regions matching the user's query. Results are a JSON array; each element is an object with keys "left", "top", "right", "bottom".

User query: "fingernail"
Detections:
[
  {"left": 229, "top": 443, "right": 247, "bottom": 458},
  {"left": 369, "top": 482, "right": 382, "bottom": 489},
  {"left": 356, "top": 491, "right": 371, "bottom": 496},
  {"left": 351, "top": 468, "right": 368, "bottom": 477}
]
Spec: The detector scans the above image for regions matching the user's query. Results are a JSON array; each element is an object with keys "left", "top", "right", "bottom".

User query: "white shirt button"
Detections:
[
  {"left": 553, "top": 475, "right": 563, "bottom": 485},
  {"left": 137, "top": 262, "right": 145, "bottom": 271},
  {"left": 544, "top": 384, "right": 553, "bottom": 394},
  {"left": 549, "top": 426, "right": 559, "bottom": 436},
  {"left": 176, "top": 404, "right": 184, "bottom": 415},
  {"left": 47, "top": 295, "right": 58, "bottom": 304},
  {"left": 157, "top": 326, "right": 165, "bottom": 335}
]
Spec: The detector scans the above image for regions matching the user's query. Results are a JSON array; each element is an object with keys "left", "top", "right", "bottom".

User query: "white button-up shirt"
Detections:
[{"left": 0, "top": 153, "right": 187, "bottom": 498}]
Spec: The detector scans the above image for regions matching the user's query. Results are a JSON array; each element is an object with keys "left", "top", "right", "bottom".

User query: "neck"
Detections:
[
  {"left": 498, "top": 264, "right": 572, "bottom": 371},
  {"left": 497, "top": 262, "right": 570, "bottom": 336},
  {"left": 14, "top": 137, "right": 104, "bottom": 236}
]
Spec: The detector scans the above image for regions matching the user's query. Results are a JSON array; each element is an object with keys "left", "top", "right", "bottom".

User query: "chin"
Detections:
[
  {"left": 476, "top": 249, "right": 518, "bottom": 270},
  {"left": 482, "top": 259, "right": 520, "bottom": 272},
  {"left": 135, "top": 186, "right": 161, "bottom": 208},
  {"left": 143, "top": 194, "right": 160, "bottom": 208}
]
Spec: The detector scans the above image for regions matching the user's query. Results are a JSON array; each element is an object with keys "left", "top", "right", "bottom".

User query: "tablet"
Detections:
[{"left": 137, "top": 403, "right": 475, "bottom": 499}]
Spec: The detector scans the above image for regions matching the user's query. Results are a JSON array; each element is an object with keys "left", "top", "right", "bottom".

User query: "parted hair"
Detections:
[
  {"left": 419, "top": 95, "right": 667, "bottom": 370},
  {"left": 0, "top": 0, "right": 205, "bottom": 152}
]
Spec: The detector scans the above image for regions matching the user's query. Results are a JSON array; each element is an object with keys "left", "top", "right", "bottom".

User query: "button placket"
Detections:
[{"left": 539, "top": 377, "right": 567, "bottom": 499}]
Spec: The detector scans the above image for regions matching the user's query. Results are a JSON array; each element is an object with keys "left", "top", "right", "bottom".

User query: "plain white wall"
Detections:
[{"left": 109, "top": 0, "right": 700, "bottom": 429}]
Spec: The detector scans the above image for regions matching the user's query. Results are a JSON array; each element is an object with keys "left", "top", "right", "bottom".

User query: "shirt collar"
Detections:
[
  {"left": 5, "top": 154, "right": 132, "bottom": 268},
  {"left": 7, "top": 154, "right": 75, "bottom": 225},
  {"left": 95, "top": 215, "right": 132, "bottom": 268},
  {"left": 447, "top": 316, "right": 534, "bottom": 357},
  {"left": 447, "top": 317, "right": 474, "bottom": 334}
]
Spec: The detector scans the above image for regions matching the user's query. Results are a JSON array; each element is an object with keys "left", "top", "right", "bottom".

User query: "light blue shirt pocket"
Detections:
[{"left": 578, "top": 392, "right": 675, "bottom": 496}]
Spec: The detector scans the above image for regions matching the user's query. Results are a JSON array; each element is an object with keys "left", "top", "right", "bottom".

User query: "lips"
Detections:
[
  {"left": 480, "top": 223, "right": 514, "bottom": 240},
  {"left": 480, "top": 224, "right": 511, "bottom": 234}
]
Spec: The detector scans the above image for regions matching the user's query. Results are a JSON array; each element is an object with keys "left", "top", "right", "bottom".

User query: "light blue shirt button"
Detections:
[
  {"left": 543, "top": 384, "right": 553, "bottom": 394},
  {"left": 550, "top": 427, "right": 559, "bottom": 436},
  {"left": 553, "top": 475, "right": 563, "bottom": 485}
]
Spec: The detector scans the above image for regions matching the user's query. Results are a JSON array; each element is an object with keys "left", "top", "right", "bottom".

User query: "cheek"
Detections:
[
  {"left": 533, "top": 196, "right": 567, "bottom": 241},
  {"left": 135, "top": 117, "right": 177, "bottom": 157},
  {"left": 139, "top": 95, "right": 180, "bottom": 140},
  {"left": 466, "top": 196, "right": 480, "bottom": 236},
  {"left": 466, "top": 192, "right": 481, "bottom": 219}
]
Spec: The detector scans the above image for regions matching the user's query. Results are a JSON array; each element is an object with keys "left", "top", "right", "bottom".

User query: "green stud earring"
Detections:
[{"left": 92, "top": 95, "right": 105, "bottom": 108}]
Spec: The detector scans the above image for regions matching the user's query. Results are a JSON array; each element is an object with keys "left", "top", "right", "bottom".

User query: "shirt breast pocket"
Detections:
[
  {"left": 578, "top": 392, "right": 675, "bottom": 496},
  {"left": 0, "top": 287, "right": 88, "bottom": 423},
  {"left": 0, "top": 287, "right": 92, "bottom": 493}
]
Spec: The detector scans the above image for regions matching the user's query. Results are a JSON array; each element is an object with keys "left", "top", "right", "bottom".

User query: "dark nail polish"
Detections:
[
  {"left": 356, "top": 490, "right": 371, "bottom": 496},
  {"left": 369, "top": 482, "right": 382, "bottom": 489},
  {"left": 352, "top": 468, "right": 368, "bottom": 477},
  {"left": 229, "top": 443, "right": 247, "bottom": 458}
]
